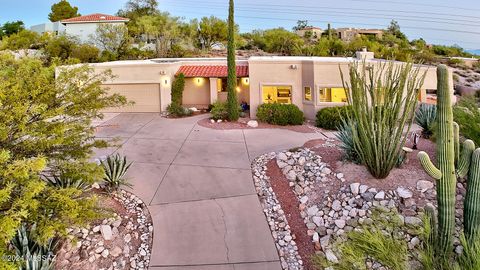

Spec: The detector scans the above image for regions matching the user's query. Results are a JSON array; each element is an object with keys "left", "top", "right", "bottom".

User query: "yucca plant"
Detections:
[
  {"left": 415, "top": 103, "right": 437, "bottom": 138},
  {"left": 341, "top": 61, "right": 426, "bottom": 178},
  {"left": 11, "top": 223, "right": 57, "bottom": 270},
  {"left": 44, "top": 175, "right": 91, "bottom": 191},
  {"left": 101, "top": 154, "right": 132, "bottom": 192}
]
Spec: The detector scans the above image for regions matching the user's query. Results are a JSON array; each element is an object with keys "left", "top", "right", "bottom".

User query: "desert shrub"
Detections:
[
  {"left": 453, "top": 95, "right": 480, "bottom": 146},
  {"left": 336, "top": 120, "right": 360, "bottom": 163},
  {"left": 11, "top": 223, "right": 57, "bottom": 270},
  {"left": 447, "top": 58, "right": 465, "bottom": 67},
  {"left": 71, "top": 44, "right": 100, "bottom": 63},
  {"left": 45, "top": 175, "right": 91, "bottom": 191},
  {"left": 341, "top": 61, "right": 426, "bottom": 178},
  {"left": 316, "top": 106, "right": 352, "bottom": 130},
  {"left": 43, "top": 35, "right": 76, "bottom": 61},
  {"left": 314, "top": 210, "right": 409, "bottom": 270},
  {"left": 415, "top": 103, "right": 437, "bottom": 138},
  {"left": 256, "top": 103, "right": 304, "bottom": 126},
  {"left": 101, "top": 154, "right": 132, "bottom": 193},
  {"left": 0, "top": 30, "right": 41, "bottom": 50},
  {"left": 210, "top": 101, "right": 229, "bottom": 120},
  {"left": 166, "top": 102, "right": 192, "bottom": 117}
]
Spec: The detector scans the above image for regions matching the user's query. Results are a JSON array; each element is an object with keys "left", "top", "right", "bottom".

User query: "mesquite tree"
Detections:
[
  {"left": 341, "top": 61, "right": 426, "bottom": 178},
  {"left": 226, "top": 0, "right": 239, "bottom": 121}
]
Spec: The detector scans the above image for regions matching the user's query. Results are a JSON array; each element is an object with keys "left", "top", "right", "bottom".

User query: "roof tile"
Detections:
[
  {"left": 176, "top": 65, "right": 249, "bottom": 78},
  {"left": 61, "top": 13, "right": 129, "bottom": 23}
]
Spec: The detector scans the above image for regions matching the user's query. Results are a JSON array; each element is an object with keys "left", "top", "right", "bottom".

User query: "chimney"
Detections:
[{"left": 356, "top": 47, "right": 374, "bottom": 60}]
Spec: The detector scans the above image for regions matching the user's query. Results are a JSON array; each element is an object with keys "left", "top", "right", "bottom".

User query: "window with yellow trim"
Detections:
[
  {"left": 262, "top": 85, "right": 292, "bottom": 104},
  {"left": 318, "top": 87, "right": 347, "bottom": 102},
  {"left": 304, "top": 86, "right": 312, "bottom": 102}
]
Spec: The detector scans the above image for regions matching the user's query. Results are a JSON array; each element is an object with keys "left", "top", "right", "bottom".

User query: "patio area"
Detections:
[{"left": 93, "top": 113, "right": 326, "bottom": 269}]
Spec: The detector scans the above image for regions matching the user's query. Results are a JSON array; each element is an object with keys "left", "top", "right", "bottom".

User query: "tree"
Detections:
[
  {"left": 262, "top": 28, "right": 304, "bottom": 55},
  {"left": 43, "top": 34, "right": 77, "bottom": 61},
  {"left": 386, "top": 20, "right": 407, "bottom": 41},
  {"left": 91, "top": 24, "right": 130, "bottom": 57},
  {"left": 48, "top": 0, "right": 80, "bottom": 22},
  {"left": 226, "top": 0, "right": 239, "bottom": 121},
  {"left": 118, "top": 0, "right": 158, "bottom": 19},
  {"left": 0, "top": 20, "right": 25, "bottom": 38},
  {"left": 0, "top": 53, "right": 127, "bottom": 265},
  {"left": 135, "top": 13, "right": 182, "bottom": 57},
  {"left": 293, "top": 20, "right": 310, "bottom": 31},
  {"left": 195, "top": 16, "right": 228, "bottom": 50}
]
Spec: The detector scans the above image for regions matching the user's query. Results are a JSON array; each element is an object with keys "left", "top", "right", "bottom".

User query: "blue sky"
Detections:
[{"left": 1, "top": 0, "right": 479, "bottom": 50}]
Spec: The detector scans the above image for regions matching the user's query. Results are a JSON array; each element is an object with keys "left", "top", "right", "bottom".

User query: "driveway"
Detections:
[{"left": 93, "top": 113, "right": 325, "bottom": 270}]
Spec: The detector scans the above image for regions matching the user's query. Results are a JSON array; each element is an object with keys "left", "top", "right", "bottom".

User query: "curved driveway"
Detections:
[{"left": 93, "top": 113, "right": 326, "bottom": 270}]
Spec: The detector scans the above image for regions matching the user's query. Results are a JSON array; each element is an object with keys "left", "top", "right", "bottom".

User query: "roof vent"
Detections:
[{"left": 100, "top": 16, "right": 106, "bottom": 19}]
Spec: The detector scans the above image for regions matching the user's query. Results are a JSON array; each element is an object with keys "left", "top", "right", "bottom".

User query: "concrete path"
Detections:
[{"left": 93, "top": 113, "right": 325, "bottom": 270}]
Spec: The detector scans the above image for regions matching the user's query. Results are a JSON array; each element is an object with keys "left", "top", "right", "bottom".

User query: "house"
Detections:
[
  {"left": 90, "top": 51, "right": 451, "bottom": 120},
  {"left": 295, "top": 27, "right": 323, "bottom": 39},
  {"left": 30, "top": 22, "right": 65, "bottom": 36},
  {"left": 61, "top": 13, "right": 129, "bottom": 43},
  {"left": 335, "top": 28, "right": 384, "bottom": 42}
]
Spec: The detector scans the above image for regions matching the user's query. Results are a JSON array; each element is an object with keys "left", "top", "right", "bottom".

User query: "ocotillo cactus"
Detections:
[
  {"left": 464, "top": 149, "right": 480, "bottom": 240},
  {"left": 418, "top": 64, "right": 475, "bottom": 254}
]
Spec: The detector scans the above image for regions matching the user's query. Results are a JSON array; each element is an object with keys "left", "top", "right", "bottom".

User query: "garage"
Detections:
[{"left": 103, "top": 83, "right": 161, "bottom": 112}]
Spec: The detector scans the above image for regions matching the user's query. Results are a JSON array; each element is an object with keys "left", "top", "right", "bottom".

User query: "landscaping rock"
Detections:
[
  {"left": 417, "top": 180, "right": 434, "bottom": 193},
  {"left": 247, "top": 120, "right": 258, "bottom": 128},
  {"left": 397, "top": 187, "right": 413, "bottom": 199},
  {"left": 100, "top": 225, "right": 113, "bottom": 241}
]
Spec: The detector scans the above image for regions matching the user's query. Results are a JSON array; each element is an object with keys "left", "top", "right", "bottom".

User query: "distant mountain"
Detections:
[{"left": 467, "top": 49, "right": 480, "bottom": 56}]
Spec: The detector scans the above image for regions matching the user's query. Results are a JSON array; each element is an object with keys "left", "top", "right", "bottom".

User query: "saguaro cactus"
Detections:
[
  {"left": 464, "top": 149, "right": 480, "bottom": 239},
  {"left": 418, "top": 64, "right": 476, "bottom": 254}
]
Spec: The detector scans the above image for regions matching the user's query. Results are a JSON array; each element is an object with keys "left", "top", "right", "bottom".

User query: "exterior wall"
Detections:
[
  {"left": 30, "top": 22, "right": 65, "bottom": 35},
  {"left": 65, "top": 22, "right": 125, "bottom": 43},
  {"left": 296, "top": 28, "right": 323, "bottom": 39},
  {"left": 183, "top": 78, "right": 210, "bottom": 108}
]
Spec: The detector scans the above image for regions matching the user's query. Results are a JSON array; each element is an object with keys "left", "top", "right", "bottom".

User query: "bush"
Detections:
[
  {"left": 316, "top": 106, "right": 352, "bottom": 130},
  {"left": 71, "top": 44, "right": 100, "bottom": 63},
  {"left": 415, "top": 103, "right": 437, "bottom": 138},
  {"left": 171, "top": 74, "right": 185, "bottom": 105},
  {"left": 101, "top": 154, "right": 132, "bottom": 193},
  {"left": 256, "top": 103, "right": 304, "bottom": 126},
  {"left": 167, "top": 102, "right": 192, "bottom": 117},
  {"left": 210, "top": 101, "right": 229, "bottom": 120},
  {"left": 0, "top": 30, "right": 41, "bottom": 50},
  {"left": 453, "top": 95, "right": 480, "bottom": 146},
  {"left": 45, "top": 175, "right": 91, "bottom": 191}
]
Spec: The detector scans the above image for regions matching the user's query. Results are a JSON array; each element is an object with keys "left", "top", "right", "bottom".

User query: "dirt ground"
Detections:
[{"left": 197, "top": 117, "right": 318, "bottom": 133}]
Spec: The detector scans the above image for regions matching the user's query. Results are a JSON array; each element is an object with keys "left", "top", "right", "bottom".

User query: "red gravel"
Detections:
[
  {"left": 266, "top": 159, "right": 317, "bottom": 270},
  {"left": 197, "top": 118, "right": 317, "bottom": 133}
]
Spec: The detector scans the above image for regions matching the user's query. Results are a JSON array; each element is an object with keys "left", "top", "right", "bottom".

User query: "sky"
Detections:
[{"left": 0, "top": 0, "right": 479, "bottom": 50}]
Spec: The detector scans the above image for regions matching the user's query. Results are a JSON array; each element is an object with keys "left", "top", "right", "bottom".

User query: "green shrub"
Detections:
[
  {"left": 0, "top": 30, "right": 41, "bottom": 50},
  {"left": 453, "top": 95, "right": 480, "bottom": 146},
  {"left": 256, "top": 103, "right": 304, "bottom": 126},
  {"left": 415, "top": 103, "right": 437, "bottom": 138},
  {"left": 336, "top": 119, "right": 360, "bottom": 163},
  {"left": 167, "top": 102, "right": 192, "bottom": 117},
  {"left": 210, "top": 101, "right": 229, "bottom": 120},
  {"left": 71, "top": 44, "right": 100, "bottom": 63},
  {"left": 315, "top": 106, "right": 352, "bottom": 130},
  {"left": 101, "top": 154, "right": 132, "bottom": 193},
  {"left": 45, "top": 175, "right": 91, "bottom": 191}
]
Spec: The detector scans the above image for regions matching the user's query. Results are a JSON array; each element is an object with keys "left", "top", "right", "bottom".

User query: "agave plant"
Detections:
[
  {"left": 11, "top": 223, "right": 57, "bottom": 270},
  {"left": 415, "top": 103, "right": 437, "bottom": 138},
  {"left": 336, "top": 119, "right": 360, "bottom": 163},
  {"left": 101, "top": 154, "right": 132, "bottom": 192},
  {"left": 44, "top": 175, "right": 91, "bottom": 191}
]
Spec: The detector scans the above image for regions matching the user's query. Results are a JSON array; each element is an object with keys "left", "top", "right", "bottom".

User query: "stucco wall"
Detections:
[
  {"left": 183, "top": 78, "right": 210, "bottom": 108},
  {"left": 65, "top": 22, "right": 125, "bottom": 43}
]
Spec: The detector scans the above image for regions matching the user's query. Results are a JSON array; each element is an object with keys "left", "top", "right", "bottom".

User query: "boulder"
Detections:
[
  {"left": 100, "top": 225, "right": 113, "bottom": 241},
  {"left": 247, "top": 120, "right": 258, "bottom": 128}
]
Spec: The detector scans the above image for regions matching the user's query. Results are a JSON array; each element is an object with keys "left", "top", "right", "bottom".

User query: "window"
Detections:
[
  {"left": 304, "top": 86, "right": 312, "bottom": 102},
  {"left": 262, "top": 85, "right": 292, "bottom": 104},
  {"left": 318, "top": 87, "right": 347, "bottom": 103}
]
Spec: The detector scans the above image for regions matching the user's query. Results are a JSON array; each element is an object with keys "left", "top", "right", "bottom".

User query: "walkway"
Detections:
[{"left": 93, "top": 113, "right": 325, "bottom": 270}]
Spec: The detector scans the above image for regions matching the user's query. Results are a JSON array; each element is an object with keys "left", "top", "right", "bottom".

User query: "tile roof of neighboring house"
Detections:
[
  {"left": 61, "top": 13, "right": 129, "bottom": 24},
  {"left": 176, "top": 65, "right": 249, "bottom": 77}
]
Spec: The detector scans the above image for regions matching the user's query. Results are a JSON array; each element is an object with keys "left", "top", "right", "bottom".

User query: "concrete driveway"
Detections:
[{"left": 93, "top": 113, "right": 325, "bottom": 270}]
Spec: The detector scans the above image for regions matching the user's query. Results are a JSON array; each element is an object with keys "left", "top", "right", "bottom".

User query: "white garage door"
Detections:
[{"left": 103, "top": 83, "right": 161, "bottom": 113}]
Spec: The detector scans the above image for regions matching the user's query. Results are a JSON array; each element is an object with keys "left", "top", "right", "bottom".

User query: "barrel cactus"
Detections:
[{"left": 418, "top": 64, "right": 478, "bottom": 254}]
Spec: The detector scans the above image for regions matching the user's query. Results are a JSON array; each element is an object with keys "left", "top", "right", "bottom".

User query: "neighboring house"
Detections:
[
  {"left": 295, "top": 27, "right": 323, "bottom": 40},
  {"left": 30, "top": 22, "right": 65, "bottom": 35},
  {"left": 61, "top": 13, "right": 129, "bottom": 43},
  {"left": 335, "top": 28, "right": 384, "bottom": 42},
  {"left": 90, "top": 50, "right": 451, "bottom": 119}
]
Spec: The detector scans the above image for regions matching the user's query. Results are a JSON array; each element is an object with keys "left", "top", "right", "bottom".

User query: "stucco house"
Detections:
[
  {"left": 91, "top": 50, "right": 451, "bottom": 120},
  {"left": 30, "top": 14, "right": 129, "bottom": 43}
]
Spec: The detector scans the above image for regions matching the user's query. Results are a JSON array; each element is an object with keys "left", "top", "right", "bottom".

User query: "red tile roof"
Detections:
[
  {"left": 176, "top": 65, "right": 249, "bottom": 78},
  {"left": 61, "top": 13, "right": 129, "bottom": 23}
]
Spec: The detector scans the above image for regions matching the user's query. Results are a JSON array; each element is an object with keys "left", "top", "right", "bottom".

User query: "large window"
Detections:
[
  {"left": 304, "top": 86, "right": 312, "bottom": 102},
  {"left": 318, "top": 87, "right": 347, "bottom": 103},
  {"left": 262, "top": 85, "right": 292, "bottom": 104}
]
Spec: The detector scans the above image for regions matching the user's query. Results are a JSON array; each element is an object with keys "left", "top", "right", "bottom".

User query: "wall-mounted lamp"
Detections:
[
  {"left": 236, "top": 87, "right": 241, "bottom": 92},
  {"left": 243, "top": 78, "right": 249, "bottom": 84},
  {"left": 197, "top": 78, "right": 201, "bottom": 84}
]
